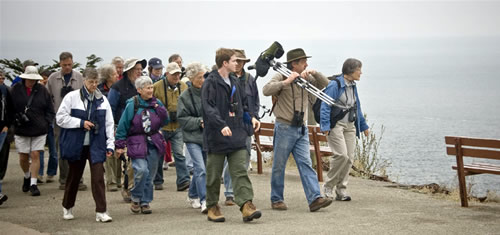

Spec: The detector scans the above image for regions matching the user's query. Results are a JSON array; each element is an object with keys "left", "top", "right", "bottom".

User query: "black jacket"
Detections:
[
  {"left": 11, "top": 82, "right": 55, "bottom": 137},
  {"left": 0, "top": 84, "right": 14, "bottom": 129},
  {"left": 201, "top": 70, "right": 253, "bottom": 154},
  {"left": 108, "top": 73, "right": 138, "bottom": 124}
]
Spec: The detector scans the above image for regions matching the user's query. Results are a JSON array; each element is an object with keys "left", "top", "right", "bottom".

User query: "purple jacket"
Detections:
[{"left": 115, "top": 95, "right": 168, "bottom": 159}]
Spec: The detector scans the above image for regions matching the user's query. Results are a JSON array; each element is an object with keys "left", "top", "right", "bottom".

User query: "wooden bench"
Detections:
[
  {"left": 444, "top": 136, "right": 500, "bottom": 207},
  {"left": 253, "top": 122, "right": 333, "bottom": 181}
]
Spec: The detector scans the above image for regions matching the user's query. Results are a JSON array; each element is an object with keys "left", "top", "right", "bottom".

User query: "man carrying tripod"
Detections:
[{"left": 262, "top": 48, "right": 333, "bottom": 212}]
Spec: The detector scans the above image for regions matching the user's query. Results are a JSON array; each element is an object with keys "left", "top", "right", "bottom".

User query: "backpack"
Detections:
[{"left": 312, "top": 76, "right": 340, "bottom": 124}]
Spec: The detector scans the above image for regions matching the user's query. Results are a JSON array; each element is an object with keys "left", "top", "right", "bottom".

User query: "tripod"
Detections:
[{"left": 269, "top": 60, "right": 347, "bottom": 109}]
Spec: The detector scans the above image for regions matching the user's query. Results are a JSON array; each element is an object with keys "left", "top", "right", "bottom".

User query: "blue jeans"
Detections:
[
  {"left": 39, "top": 125, "right": 58, "bottom": 176},
  {"left": 130, "top": 143, "right": 159, "bottom": 206},
  {"left": 155, "top": 129, "right": 189, "bottom": 186},
  {"left": 271, "top": 121, "right": 321, "bottom": 205},
  {"left": 185, "top": 146, "right": 194, "bottom": 172},
  {"left": 223, "top": 136, "right": 251, "bottom": 198},
  {"left": 186, "top": 143, "right": 207, "bottom": 202}
]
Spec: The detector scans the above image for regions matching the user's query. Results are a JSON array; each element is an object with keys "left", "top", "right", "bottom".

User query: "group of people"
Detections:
[{"left": 0, "top": 46, "right": 369, "bottom": 224}]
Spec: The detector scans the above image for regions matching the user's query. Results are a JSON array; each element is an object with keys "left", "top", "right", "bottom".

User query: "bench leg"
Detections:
[
  {"left": 457, "top": 169, "right": 468, "bottom": 207},
  {"left": 257, "top": 148, "right": 263, "bottom": 175}
]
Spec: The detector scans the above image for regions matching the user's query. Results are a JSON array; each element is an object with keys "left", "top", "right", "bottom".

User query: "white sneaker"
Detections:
[
  {"left": 187, "top": 197, "right": 201, "bottom": 209},
  {"left": 63, "top": 207, "right": 74, "bottom": 220},
  {"left": 323, "top": 184, "right": 334, "bottom": 198},
  {"left": 162, "top": 162, "right": 169, "bottom": 170},
  {"left": 96, "top": 211, "right": 112, "bottom": 223},
  {"left": 200, "top": 200, "right": 207, "bottom": 214}
]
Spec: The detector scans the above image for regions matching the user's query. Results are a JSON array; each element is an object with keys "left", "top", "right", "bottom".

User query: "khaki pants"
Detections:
[
  {"left": 105, "top": 155, "right": 122, "bottom": 186},
  {"left": 324, "top": 121, "right": 356, "bottom": 197}
]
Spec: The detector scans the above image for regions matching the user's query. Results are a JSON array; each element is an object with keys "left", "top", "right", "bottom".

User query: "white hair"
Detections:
[
  {"left": 135, "top": 76, "right": 153, "bottom": 89},
  {"left": 185, "top": 62, "right": 208, "bottom": 81}
]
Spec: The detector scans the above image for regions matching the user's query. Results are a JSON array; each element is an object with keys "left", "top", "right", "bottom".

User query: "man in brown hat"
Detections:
[
  {"left": 221, "top": 49, "right": 260, "bottom": 206},
  {"left": 262, "top": 48, "right": 333, "bottom": 212}
]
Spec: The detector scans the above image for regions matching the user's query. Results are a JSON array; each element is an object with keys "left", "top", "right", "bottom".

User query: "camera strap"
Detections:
[
  {"left": 24, "top": 87, "right": 38, "bottom": 113},
  {"left": 290, "top": 84, "right": 304, "bottom": 113}
]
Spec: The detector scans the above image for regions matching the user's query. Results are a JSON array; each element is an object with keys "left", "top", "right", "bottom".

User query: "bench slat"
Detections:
[
  {"left": 446, "top": 147, "right": 500, "bottom": 160},
  {"left": 445, "top": 136, "right": 500, "bottom": 148},
  {"left": 452, "top": 165, "right": 500, "bottom": 175}
]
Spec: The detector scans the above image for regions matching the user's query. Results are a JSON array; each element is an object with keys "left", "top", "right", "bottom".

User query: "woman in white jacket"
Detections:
[{"left": 56, "top": 68, "right": 115, "bottom": 222}]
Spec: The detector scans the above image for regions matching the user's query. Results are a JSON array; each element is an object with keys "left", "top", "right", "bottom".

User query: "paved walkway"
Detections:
[{"left": 0, "top": 149, "right": 499, "bottom": 234}]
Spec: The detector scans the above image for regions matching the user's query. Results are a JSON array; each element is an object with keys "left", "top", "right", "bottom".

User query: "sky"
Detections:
[{"left": 1, "top": 0, "right": 500, "bottom": 42}]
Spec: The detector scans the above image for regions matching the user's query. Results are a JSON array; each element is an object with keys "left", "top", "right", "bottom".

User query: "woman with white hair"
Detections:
[
  {"left": 11, "top": 66, "right": 54, "bottom": 197},
  {"left": 57, "top": 67, "right": 115, "bottom": 222},
  {"left": 177, "top": 62, "right": 208, "bottom": 213},
  {"left": 98, "top": 64, "right": 118, "bottom": 97},
  {"left": 115, "top": 76, "right": 168, "bottom": 214}
]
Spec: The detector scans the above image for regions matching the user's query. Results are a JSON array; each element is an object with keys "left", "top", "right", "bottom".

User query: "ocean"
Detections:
[{"left": 2, "top": 37, "right": 499, "bottom": 196}]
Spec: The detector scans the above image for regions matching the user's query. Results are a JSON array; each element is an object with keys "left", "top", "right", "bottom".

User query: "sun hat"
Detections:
[
  {"left": 148, "top": 57, "right": 164, "bottom": 69},
  {"left": 19, "top": 66, "right": 43, "bottom": 80},
  {"left": 166, "top": 62, "right": 182, "bottom": 74},
  {"left": 234, "top": 49, "right": 251, "bottom": 62},
  {"left": 123, "top": 58, "right": 147, "bottom": 73},
  {"left": 285, "top": 48, "right": 311, "bottom": 63}
]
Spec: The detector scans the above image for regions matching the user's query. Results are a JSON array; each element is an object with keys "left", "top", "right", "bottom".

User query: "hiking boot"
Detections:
[
  {"left": 30, "top": 185, "right": 41, "bottom": 196},
  {"left": 176, "top": 181, "right": 190, "bottom": 191},
  {"left": 22, "top": 177, "right": 30, "bottom": 192},
  {"left": 241, "top": 201, "right": 261, "bottom": 222},
  {"left": 63, "top": 207, "right": 74, "bottom": 220},
  {"left": 96, "top": 211, "right": 112, "bottom": 222},
  {"left": 141, "top": 205, "right": 152, "bottom": 214},
  {"left": 130, "top": 201, "right": 141, "bottom": 214},
  {"left": 154, "top": 184, "right": 163, "bottom": 190},
  {"left": 0, "top": 194, "right": 8, "bottom": 205},
  {"left": 271, "top": 201, "right": 288, "bottom": 210},
  {"left": 46, "top": 175, "right": 55, "bottom": 183},
  {"left": 225, "top": 196, "right": 235, "bottom": 206},
  {"left": 122, "top": 189, "right": 131, "bottom": 203},
  {"left": 78, "top": 183, "right": 87, "bottom": 191},
  {"left": 335, "top": 195, "right": 352, "bottom": 201},
  {"left": 309, "top": 197, "right": 333, "bottom": 212},
  {"left": 207, "top": 204, "right": 225, "bottom": 222}
]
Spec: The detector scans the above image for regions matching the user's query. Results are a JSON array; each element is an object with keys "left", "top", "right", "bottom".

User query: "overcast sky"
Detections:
[{"left": 1, "top": 0, "right": 500, "bottom": 41}]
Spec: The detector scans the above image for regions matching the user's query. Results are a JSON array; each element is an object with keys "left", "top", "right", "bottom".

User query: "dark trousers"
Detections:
[
  {"left": 62, "top": 146, "right": 106, "bottom": 212},
  {"left": 0, "top": 137, "right": 10, "bottom": 180}
]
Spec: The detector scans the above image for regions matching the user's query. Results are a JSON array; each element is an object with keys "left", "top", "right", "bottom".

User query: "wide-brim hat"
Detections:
[
  {"left": 123, "top": 58, "right": 147, "bottom": 73},
  {"left": 19, "top": 65, "right": 43, "bottom": 81},
  {"left": 234, "top": 49, "right": 250, "bottom": 62},
  {"left": 285, "top": 48, "right": 311, "bottom": 63},
  {"left": 166, "top": 62, "right": 182, "bottom": 74}
]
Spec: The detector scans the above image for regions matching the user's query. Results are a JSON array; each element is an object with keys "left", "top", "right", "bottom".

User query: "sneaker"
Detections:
[
  {"left": 201, "top": 201, "right": 208, "bottom": 214},
  {"left": 30, "top": 185, "right": 41, "bottom": 196},
  {"left": 176, "top": 181, "right": 190, "bottom": 191},
  {"left": 130, "top": 202, "right": 141, "bottom": 214},
  {"left": 63, "top": 207, "right": 74, "bottom": 220},
  {"left": 162, "top": 162, "right": 169, "bottom": 170},
  {"left": 141, "top": 205, "right": 152, "bottom": 214},
  {"left": 22, "top": 177, "right": 30, "bottom": 192},
  {"left": 96, "top": 211, "right": 113, "bottom": 222},
  {"left": 309, "top": 197, "right": 333, "bottom": 212},
  {"left": 187, "top": 197, "right": 201, "bottom": 209},
  {"left": 154, "top": 184, "right": 163, "bottom": 190},
  {"left": 122, "top": 189, "right": 132, "bottom": 203},
  {"left": 271, "top": 201, "right": 288, "bottom": 210},
  {"left": 78, "top": 183, "right": 87, "bottom": 191},
  {"left": 0, "top": 194, "right": 8, "bottom": 205},
  {"left": 225, "top": 197, "right": 235, "bottom": 206},
  {"left": 46, "top": 175, "right": 55, "bottom": 183},
  {"left": 168, "top": 161, "right": 175, "bottom": 167},
  {"left": 323, "top": 184, "right": 333, "bottom": 198},
  {"left": 59, "top": 183, "right": 66, "bottom": 190},
  {"left": 335, "top": 195, "right": 352, "bottom": 201},
  {"left": 37, "top": 176, "right": 44, "bottom": 184}
]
